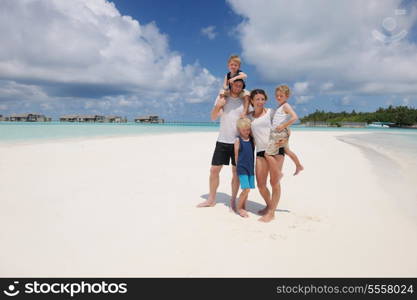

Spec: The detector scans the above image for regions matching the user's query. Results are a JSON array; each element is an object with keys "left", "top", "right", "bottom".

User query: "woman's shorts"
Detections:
[
  {"left": 211, "top": 141, "right": 236, "bottom": 166},
  {"left": 256, "top": 148, "right": 285, "bottom": 157},
  {"left": 265, "top": 128, "right": 290, "bottom": 156},
  {"left": 238, "top": 174, "right": 255, "bottom": 189}
]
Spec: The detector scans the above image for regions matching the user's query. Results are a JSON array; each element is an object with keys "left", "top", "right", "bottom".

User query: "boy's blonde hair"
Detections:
[
  {"left": 228, "top": 55, "right": 241, "bottom": 66},
  {"left": 275, "top": 85, "right": 291, "bottom": 97},
  {"left": 236, "top": 117, "right": 251, "bottom": 129}
]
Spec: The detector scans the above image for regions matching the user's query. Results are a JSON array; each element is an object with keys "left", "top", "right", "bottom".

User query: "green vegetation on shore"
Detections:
[{"left": 300, "top": 105, "right": 417, "bottom": 127}]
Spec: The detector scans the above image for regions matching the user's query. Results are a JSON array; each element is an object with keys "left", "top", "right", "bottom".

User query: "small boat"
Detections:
[{"left": 368, "top": 122, "right": 390, "bottom": 128}]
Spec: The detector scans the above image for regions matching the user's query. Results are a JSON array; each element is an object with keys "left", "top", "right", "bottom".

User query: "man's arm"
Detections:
[
  {"left": 211, "top": 96, "right": 226, "bottom": 121},
  {"left": 234, "top": 138, "right": 240, "bottom": 166}
]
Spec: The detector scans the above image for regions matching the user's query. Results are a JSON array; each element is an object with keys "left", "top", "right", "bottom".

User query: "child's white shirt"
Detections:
[{"left": 271, "top": 104, "right": 291, "bottom": 129}]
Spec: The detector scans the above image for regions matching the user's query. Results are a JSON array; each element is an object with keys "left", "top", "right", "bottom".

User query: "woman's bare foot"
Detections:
[
  {"left": 258, "top": 212, "right": 275, "bottom": 222},
  {"left": 294, "top": 164, "right": 304, "bottom": 176},
  {"left": 197, "top": 200, "right": 216, "bottom": 208},
  {"left": 238, "top": 209, "right": 249, "bottom": 218},
  {"left": 258, "top": 206, "right": 269, "bottom": 215}
]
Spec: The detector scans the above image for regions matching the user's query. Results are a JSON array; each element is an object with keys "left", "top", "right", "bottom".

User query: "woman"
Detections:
[{"left": 247, "top": 89, "right": 285, "bottom": 222}]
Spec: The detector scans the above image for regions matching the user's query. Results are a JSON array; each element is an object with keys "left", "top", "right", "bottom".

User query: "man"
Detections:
[{"left": 197, "top": 79, "right": 246, "bottom": 209}]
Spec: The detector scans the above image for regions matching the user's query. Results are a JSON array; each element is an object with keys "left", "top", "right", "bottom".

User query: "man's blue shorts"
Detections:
[{"left": 238, "top": 174, "right": 255, "bottom": 189}]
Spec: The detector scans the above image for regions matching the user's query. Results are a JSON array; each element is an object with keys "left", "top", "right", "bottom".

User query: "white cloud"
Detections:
[
  {"left": 201, "top": 25, "right": 217, "bottom": 40},
  {"left": 293, "top": 81, "right": 312, "bottom": 104},
  {"left": 295, "top": 95, "right": 313, "bottom": 104},
  {"left": 341, "top": 96, "right": 351, "bottom": 105},
  {"left": 227, "top": 0, "right": 417, "bottom": 96},
  {"left": 293, "top": 81, "right": 309, "bottom": 95},
  {"left": 320, "top": 82, "right": 334, "bottom": 92},
  {"left": 0, "top": 80, "right": 47, "bottom": 101},
  {"left": 0, "top": 0, "right": 220, "bottom": 116}
]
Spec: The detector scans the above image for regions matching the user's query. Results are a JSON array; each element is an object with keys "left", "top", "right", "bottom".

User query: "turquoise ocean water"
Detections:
[
  {"left": 0, "top": 121, "right": 220, "bottom": 142},
  {"left": 1, "top": 121, "right": 415, "bottom": 142}
]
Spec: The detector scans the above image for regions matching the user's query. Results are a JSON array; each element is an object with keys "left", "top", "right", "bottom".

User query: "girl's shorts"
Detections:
[
  {"left": 265, "top": 128, "right": 290, "bottom": 156},
  {"left": 238, "top": 174, "right": 255, "bottom": 189}
]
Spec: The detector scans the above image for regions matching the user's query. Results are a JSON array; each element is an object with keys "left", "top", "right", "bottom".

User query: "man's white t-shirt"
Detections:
[{"left": 214, "top": 95, "right": 244, "bottom": 144}]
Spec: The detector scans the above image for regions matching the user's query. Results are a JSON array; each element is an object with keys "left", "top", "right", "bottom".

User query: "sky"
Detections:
[{"left": 0, "top": 0, "right": 416, "bottom": 121}]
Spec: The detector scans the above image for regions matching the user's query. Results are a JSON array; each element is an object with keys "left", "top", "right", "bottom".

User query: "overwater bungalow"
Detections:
[
  {"left": 60, "top": 114, "right": 105, "bottom": 122},
  {"left": 78, "top": 115, "right": 105, "bottom": 122},
  {"left": 104, "top": 115, "right": 127, "bottom": 123},
  {"left": 8, "top": 113, "right": 51, "bottom": 122},
  {"left": 134, "top": 115, "right": 164, "bottom": 123},
  {"left": 59, "top": 114, "right": 79, "bottom": 122}
]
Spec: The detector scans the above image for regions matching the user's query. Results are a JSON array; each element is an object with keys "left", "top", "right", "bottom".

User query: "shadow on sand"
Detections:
[{"left": 200, "top": 192, "right": 291, "bottom": 215}]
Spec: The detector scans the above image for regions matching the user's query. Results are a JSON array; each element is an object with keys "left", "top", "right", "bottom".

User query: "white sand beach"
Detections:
[{"left": 0, "top": 131, "right": 416, "bottom": 277}]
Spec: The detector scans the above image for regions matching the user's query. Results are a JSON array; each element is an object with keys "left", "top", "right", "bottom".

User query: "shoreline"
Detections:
[
  {"left": 0, "top": 130, "right": 416, "bottom": 277},
  {"left": 337, "top": 134, "right": 417, "bottom": 223}
]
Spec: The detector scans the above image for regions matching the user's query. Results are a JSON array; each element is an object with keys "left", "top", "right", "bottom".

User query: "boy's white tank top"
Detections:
[{"left": 272, "top": 103, "right": 290, "bottom": 129}]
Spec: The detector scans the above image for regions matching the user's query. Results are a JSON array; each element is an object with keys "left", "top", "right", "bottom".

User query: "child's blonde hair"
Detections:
[
  {"left": 275, "top": 85, "right": 291, "bottom": 97},
  {"left": 236, "top": 117, "right": 251, "bottom": 129},
  {"left": 228, "top": 55, "right": 241, "bottom": 66}
]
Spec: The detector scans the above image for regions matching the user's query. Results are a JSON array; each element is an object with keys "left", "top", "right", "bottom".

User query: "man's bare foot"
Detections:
[
  {"left": 258, "top": 212, "right": 275, "bottom": 222},
  {"left": 197, "top": 200, "right": 216, "bottom": 208},
  {"left": 230, "top": 199, "right": 236, "bottom": 212},
  {"left": 238, "top": 209, "right": 249, "bottom": 218},
  {"left": 294, "top": 165, "right": 304, "bottom": 176},
  {"left": 258, "top": 206, "right": 269, "bottom": 215}
]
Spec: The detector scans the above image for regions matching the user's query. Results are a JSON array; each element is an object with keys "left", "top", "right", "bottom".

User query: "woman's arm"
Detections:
[{"left": 234, "top": 138, "right": 240, "bottom": 166}]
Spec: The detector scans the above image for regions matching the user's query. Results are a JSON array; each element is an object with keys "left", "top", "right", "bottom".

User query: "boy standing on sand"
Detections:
[
  {"left": 197, "top": 80, "right": 245, "bottom": 209},
  {"left": 234, "top": 117, "right": 255, "bottom": 218}
]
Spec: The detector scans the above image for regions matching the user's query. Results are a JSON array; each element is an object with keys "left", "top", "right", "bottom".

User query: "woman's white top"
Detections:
[
  {"left": 248, "top": 108, "right": 275, "bottom": 152},
  {"left": 271, "top": 104, "right": 291, "bottom": 129}
]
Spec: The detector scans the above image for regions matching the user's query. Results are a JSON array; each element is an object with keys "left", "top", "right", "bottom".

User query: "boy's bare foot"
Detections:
[
  {"left": 238, "top": 209, "right": 249, "bottom": 218},
  {"left": 197, "top": 200, "right": 216, "bottom": 208},
  {"left": 294, "top": 165, "right": 304, "bottom": 176},
  {"left": 258, "top": 206, "right": 269, "bottom": 215},
  {"left": 259, "top": 212, "right": 275, "bottom": 222}
]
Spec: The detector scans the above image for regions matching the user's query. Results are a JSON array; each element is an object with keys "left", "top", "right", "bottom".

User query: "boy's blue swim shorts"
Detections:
[{"left": 238, "top": 174, "right": 255, "bottom": 189}]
